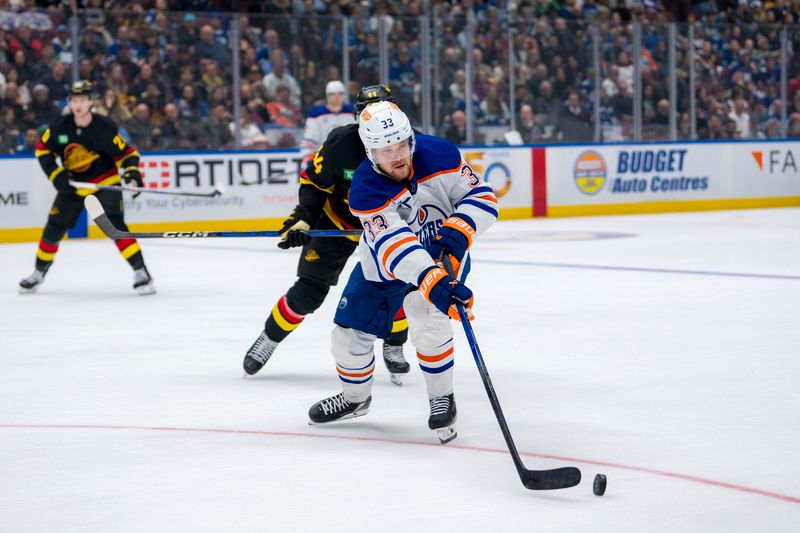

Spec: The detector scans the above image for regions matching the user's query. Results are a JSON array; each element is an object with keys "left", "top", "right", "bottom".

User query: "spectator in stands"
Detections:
[
  {"left": 37, "top": 60, "right": 69, "bottom": 102},
  {"left": 12, "top": 49, "right": 34, "bottom": 87},
  {"left": 443, "top": 110, "right": 468, "bottom": 145},
  {"left": 266, "top": 85, "right": 302, "bottom": 127},
  {"left": 201, "top": 60, "right": 225, "bottom": 99},
  {"left": 480, "top": 82, "right": 510, "bottom": 125},
  {"left": 127, "top": 103, "right": 156, "bottom": 151},
  {"left": 52, "top": 24, "right": 72, "bottom": 65},
  {"left": 789, "top": 114, "right": 800, "bottom": 139},
  {"left": 32, "top": 43, "right": 57, "bottom": 82},
  {"left": 30, "top": 85, "right": 61, "bottom": 126},
  {"left": 262, "top": 49, "right": 301, "bottom": 106},
  {"left": 16, "top": 128, "right": 40, "bottom": 155},
  {"left": 177, "top": 13, "right": 199, "bottom": 51},
  {"left": 555, "top": 89, "right": 593, "bottom": 142},
  {"left": 729, "top": 97, "right": 751, "bottom": 138},
  {"left": 100, "top": 85, "right": 127, "bottom": 117},
  {"left": 1, "top": 81, "right": 24, "bottom": 119},
  {"left": 233, "top": 114, "right": 263, "bottom": 148},
  {"left": 1, "top": 108, "right": 20, "bottom": 153},
  {"left": 159, "top": 102, "right": 191, "bottom": 150},
  {"left": 533, "top": 80, "right": 560, "bottom": 130},
  {"left": 195, "top": 24, "right": 229, "bottom": 65},
  {"left": 204, "top": 104, "right": 234, "bottom": 149},
  {"left": 176, "top": 83, "right": 208, "bottom": 121},
  {"left": 517, "top": 104, "right": 544, "bottom": 143}
]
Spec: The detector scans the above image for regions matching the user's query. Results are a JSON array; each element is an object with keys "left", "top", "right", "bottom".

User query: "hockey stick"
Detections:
[
  {"left": 84, "top": 195, "right": 362, "bottom": 239},
  {"left": 71, "top": 181, "right": 226, "bottom": 198},
  {"left": 442, "top": 255, "right": 582, "bottom": 491}
]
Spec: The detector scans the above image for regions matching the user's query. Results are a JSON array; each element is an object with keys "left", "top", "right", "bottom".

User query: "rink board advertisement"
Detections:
[
  {"left": 0, "top": 147, "right": 533, "bottom": 243},
  {"left": 2, "top": 142, "right": 797, "bottom": 242},
  {"left": 545, "top": 141, "right": 800, "bottom": 216}
]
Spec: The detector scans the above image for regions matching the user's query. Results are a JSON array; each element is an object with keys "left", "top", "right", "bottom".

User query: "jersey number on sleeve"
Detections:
[
  {"left": 112, "top": 134, "right": 127, "bottom": 150},
  {"left": 362, "top": 214, "right": 389, "bottom": 242}
]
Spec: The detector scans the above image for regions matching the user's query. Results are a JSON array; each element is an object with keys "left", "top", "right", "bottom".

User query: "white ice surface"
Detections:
[{"left": 1, "top": 208, "right": 799, "bottom": 532}]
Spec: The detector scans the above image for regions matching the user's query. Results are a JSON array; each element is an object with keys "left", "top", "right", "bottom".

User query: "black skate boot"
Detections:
[
  {"left": 19, "top": 268, "right": 47, "bottom": 294},
  {"left": 308, "top": 392, "right": 372, "bottom": 425},
  {"left": 243, "top": 330, "right": 278, "bottom": 375},
  {"left": 383, "top": 343, "right": 410, "bottom": 386},
  {"left": 133, "top": 266, "right": 156, "bottom": 295},
  {"left": 428, "top": 393, "right": 457, "bottom": 444}
]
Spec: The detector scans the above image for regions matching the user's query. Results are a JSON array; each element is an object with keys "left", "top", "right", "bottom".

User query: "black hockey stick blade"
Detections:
[
  {"left": 521, "top": 466, "right": 581, "bottom": 491},
  {"left": 84, "top": 195, "right": 362, "bottom": 239}
]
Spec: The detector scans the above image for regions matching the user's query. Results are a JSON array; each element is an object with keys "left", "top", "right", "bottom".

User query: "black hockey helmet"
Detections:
[
  {"left": 69, "top": 80, "right": 94, "bottom": 98},
  {"left": 354, "top": 84, "right": 394, "bottom": 115}
]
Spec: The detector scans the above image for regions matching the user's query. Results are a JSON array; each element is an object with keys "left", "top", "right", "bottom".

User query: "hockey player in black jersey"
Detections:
[
  {"left": 19, "top": 81, "right": 155, "bottom": 295},
  {"left": 243, "top": 85, "right": 410, "bottom": 384}
]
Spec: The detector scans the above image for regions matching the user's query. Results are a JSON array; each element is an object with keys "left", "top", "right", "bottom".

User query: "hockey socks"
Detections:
[{"left": 264, "top": 294, "right": 305, "bottom": 343}]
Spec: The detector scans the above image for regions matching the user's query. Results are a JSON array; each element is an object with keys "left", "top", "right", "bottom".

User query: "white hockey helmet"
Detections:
[
  {"left": 357, "top": 100, "right": 415, "bottom": 170},
  {"left": 325, "top": 80, "right": 346, "bottom": 95}
]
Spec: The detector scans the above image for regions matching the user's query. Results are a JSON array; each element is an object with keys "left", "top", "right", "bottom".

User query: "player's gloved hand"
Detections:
[
  {"left": 417, "top": 266, "right": 474, "bottom": 321},
  {"left": 427, "top": 214, "right": 476, "bottom": 272},
  {"left": 51, "top": 168, "right": 76, "bottom": 193},
  {"left": 278, "top": 208, "right": 312, "bottom": 249},
  {"left": 123, "top": 167, "right": 144, "bottom": 198}
]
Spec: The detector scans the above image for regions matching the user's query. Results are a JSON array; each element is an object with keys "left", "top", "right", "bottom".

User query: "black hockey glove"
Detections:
[
  {"left": 51, "top": 168, "right": 76, "bottom": 194},
  {"left": 123, "top": 167, "right": 144, "bottom": 198},
  {"left": 277, "top": 207, "right": 312, "bottom": 249}
]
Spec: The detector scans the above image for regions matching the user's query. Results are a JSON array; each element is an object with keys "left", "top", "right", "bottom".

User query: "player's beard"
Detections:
[{"left": 380, "top": 157, "right": 412, "bottom": 182}]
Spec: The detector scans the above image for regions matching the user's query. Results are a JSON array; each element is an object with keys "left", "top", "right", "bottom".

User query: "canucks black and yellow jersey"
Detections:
[
  {"left": 299, "top": 123, "right": 364, "bottom": 239},
  {"left": 35, "top": 113, "right": 140, "bottom": 197}
]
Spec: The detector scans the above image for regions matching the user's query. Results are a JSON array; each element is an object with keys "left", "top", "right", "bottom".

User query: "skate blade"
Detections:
[
  {"left": 136, "top": 282, "right": 156, "bottom": 296},
  {"left": 307, "top": 408, "right": 370, "bottom": 426},
  {"left": 435, "top": 424, "right": 457, "bottom": 444},
  {"left": 18, "top": 285, "right": 39, "bottom": 294},
  {"left": 390, "top": 373, "right": 405, "bottom": 386}
]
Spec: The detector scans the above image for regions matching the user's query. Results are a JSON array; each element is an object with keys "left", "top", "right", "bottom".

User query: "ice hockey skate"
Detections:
[
  {"left": 383, "top": 343, "right": 410, "bottom": 385},
  {"left": 428, "top": 393, "right": 457, "bottom": 444},
  {"left": 308, "top": 392, "right": 372, "bottom": 425},
  {"left": 18, "top": 269, "right": 47, "bottom": 294},
  {"left": 133, "top": 267, "right": 156, "bottom": 295},
  {"left": 243, "top": 330, "right": 278, "bottom": 375}
]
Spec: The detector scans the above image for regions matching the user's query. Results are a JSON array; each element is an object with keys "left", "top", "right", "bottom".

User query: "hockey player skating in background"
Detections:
[
  {"left": 243, "top": 85, "right": 411, "bottom": 384},
  {"left": 308, "top": 101, "right": 498, "bottom": 443},
  {"left": 298, "top": 80, "right": 355, "bottom": 165},
  {"left": 19, "top": 81, "right": 155, "bottom": 295}
]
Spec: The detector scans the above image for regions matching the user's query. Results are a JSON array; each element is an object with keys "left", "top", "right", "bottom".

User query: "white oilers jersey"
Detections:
[
  {"left": 300, "top": 104, "right": 356, "bottom": 159},
  {"left": 348, "top": 134, "right": 498, "bottom": 285}
]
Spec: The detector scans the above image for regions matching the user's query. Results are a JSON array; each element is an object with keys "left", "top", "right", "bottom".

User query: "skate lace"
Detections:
[
  {"left": 320, "top": 393, "right": 350, "bottom": 416},
  {"left": 429, "top": 396, "right": 451, "bottom": 417},
  {"left": 383, "top": 344, "right": 405, "bottom": 363},
  {"left": 248, "top": 333, "right": 272, "bottom": 364}
]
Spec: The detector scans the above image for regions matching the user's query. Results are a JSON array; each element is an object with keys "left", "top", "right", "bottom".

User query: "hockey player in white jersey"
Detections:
[
  {"left": 308, "top": 101, "right": 498, "bottom": 443},
  {"left": 299, "top": 80, "right": 355, "bottom": 164}
]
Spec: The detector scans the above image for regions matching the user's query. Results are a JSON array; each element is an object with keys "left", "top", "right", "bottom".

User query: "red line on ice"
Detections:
[{"left": 2, "top": 422, "right": 799, "bottom": 505}]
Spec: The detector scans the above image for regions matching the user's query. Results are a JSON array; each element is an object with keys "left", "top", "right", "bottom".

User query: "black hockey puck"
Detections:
[{"left": 593, "top": 473, "right": 607, "bottom": 496}]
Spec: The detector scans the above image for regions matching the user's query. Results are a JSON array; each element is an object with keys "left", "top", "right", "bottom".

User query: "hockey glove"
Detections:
[
  {"left": 277, "top": 207, "right": 312, "bottom": 249},
  {"left": 50, "top": 168, "right": 76, "bottom": 194},
  {"left": 123, "top": 167, "right": 144, "bottom": 198},
  {"left": 417, "top": 265, "right": 474, "bottom": 321},
  {"left": 427, "top": 214, "right": 476, "bottom": 272}
]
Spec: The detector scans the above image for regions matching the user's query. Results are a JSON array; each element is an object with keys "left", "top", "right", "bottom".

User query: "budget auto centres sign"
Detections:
[{"left": 546, "top": 141, "right": 800, "bottom": 211}]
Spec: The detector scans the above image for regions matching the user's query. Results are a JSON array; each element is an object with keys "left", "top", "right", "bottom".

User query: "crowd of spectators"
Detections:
[{"left": 1, "top": 0, "right": 800, "bottom": 154}]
